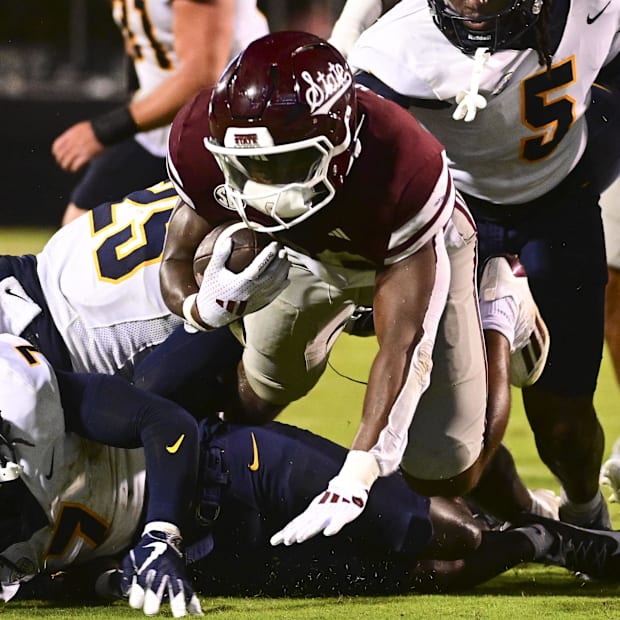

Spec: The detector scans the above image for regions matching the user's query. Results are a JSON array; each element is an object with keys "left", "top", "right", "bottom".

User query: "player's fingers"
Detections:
[
  {"left": 207, "top": 236, "right": 233, "bottom": 269},
  {"left": 270, "top": 520, "right": 302, "bottom": 546},
  {"left": 187, "top": 593, "right": 203, "bottom": 616},
  {"left": 269, "top": 528, "right": 287, "bottom": 546},
  {"left": 260, "top": 250, "right": 290, "bottom": 281},
  {"left": 294, "top": 514, "right": 332, "bottom": 543},
  {"left": 323, "top": 517, "right": 348, "bottom": 537},
  {"left": 143, "top": 574, "right": 166, "bottom": 616},
  {"left": 242, "top": 241, "right": 285, "bottom": 278},
  {"left": 169, "top": 579, "right": 187, "bottom": 618},
  {"left": 128, "top": 577, "right": 146, "bottom": 610},
  {"left": 143, "top": 588, "right": 163, "bottom": 616}
]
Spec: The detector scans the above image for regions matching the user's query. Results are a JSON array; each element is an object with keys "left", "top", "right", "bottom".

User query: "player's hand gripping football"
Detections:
[
  {"left": 196, "top": 224, "right": 290, "bottom": 329},
  {"left": 270, "top": 450, "right": 380, "bottom": 546},
  {"left": 120, "top": 522, "right": 202, "bottom": 617}
]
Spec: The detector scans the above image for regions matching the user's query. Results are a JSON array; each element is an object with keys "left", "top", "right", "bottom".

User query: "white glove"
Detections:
[
  {"left": 270, "top": 450, "right": 380, "bottom": 546},
  {"left": 196, "top": 232, "right": 290, "bottom": 329}
]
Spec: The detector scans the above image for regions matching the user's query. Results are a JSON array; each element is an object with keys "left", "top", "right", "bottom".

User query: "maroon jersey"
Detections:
[{"left": 167, "top": 85, "right": 455, "bottom": 271}]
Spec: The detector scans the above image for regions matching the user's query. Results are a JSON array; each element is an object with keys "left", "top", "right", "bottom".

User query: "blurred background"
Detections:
[{"left": 0, "top": 0, "right": 345, "bottom": 227}]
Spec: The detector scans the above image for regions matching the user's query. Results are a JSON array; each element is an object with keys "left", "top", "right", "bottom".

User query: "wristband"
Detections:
[
  {"left": 182, "top": 293, "right": 208, "bottom": 332},
  {"left": 143, "top": 521, "right": 181, "bottom": 537},
  {"left": 91, "top": 105, "right": 138, "bottom": 146},
  {"left": 338, "top": 450, "right": 381, "bottom": 488}
]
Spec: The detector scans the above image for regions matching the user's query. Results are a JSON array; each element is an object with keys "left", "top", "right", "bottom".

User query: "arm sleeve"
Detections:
[
  {"left": 370, "top": 231, "right": 451, "bottom": 475},
  {"left": 355, "top": 71, "right": 452, "bottom": 110},
  {"left": 328, "top": 0, "right": 383, "bottom": 58},
  {"left": 597, "top": 51, "right": 620, "bottom": 91},
  {"left": 56, "top": 371, "right": 199, "bottom": 526},
  {"left": 132, "top": 324, "right": 242, "bottom": 418}
]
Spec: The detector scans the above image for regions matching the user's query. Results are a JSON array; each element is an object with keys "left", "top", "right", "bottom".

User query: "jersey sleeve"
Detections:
[
  {"left": 385, "top": 150, "right": 455, "bottom": 265},
  {"left": 602, "top": 13, "right": 620, "bottom": 69}
]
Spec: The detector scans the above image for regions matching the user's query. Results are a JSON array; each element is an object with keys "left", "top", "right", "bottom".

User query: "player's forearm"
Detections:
[
  {"left": 130, "top": 0, "right": 234, "bottom": 131},
  {"left": 128, "top": 74, "right": 203, "bottom": 131},
  {"left": 160, "top": 255, "right": 200, "bottom": 318},
  {"left": 350, "top": 240, "right": 445, "bottom": 475},
  {"left": 329, "top": 0, "right": 384, "bottom": 57},
  {"left": 160, "top": 202, "right": 212, "bottom": 318},
  {"left": 59, "top": 371, "right": 200, "bottom": 525},
  {"left": 350, "top": 339, "right": 430, "bottom": 475},
  {"left": 129, "top": 51, "right": 227, "bottom": 131}
]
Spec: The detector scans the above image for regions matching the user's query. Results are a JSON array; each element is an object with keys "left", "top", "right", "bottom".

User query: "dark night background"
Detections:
[{"left": 0, "top": 0, "right": 343, "bottom": 226}]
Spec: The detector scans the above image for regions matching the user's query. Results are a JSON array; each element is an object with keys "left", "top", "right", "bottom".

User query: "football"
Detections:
[{"left": 193, "top": 222, "right": 269, "bottom": 286}]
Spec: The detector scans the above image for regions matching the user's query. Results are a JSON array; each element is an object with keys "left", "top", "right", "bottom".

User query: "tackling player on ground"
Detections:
[{"left": 2, "top": 333, "right": 620, "bottom": 614}]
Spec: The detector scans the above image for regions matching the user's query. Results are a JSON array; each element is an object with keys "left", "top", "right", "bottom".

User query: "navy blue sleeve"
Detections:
[
  {"left": 354, "top": 71, "right": 451, "bottom": 110},
  {"left": 56, "top": 371, "right": 199, "bottom": 527},
  {"left": 596, "top": 52, "right": 620, "bottom": 92},
  {"left": 132, "top": 324, "right": 243, "bottom": 419}
]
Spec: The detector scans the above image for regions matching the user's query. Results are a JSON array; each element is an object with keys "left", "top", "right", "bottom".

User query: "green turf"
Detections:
[
  {"left": 2, "top": 227, "right": 620, "bottom": 618},
  {"left": 0, "top": 227, "right": 56, "bottom": 255}
]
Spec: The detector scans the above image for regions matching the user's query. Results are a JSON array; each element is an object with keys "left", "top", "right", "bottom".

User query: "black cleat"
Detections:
[{"left": 513, "top": 514, "right": 620, "bottom": 580}]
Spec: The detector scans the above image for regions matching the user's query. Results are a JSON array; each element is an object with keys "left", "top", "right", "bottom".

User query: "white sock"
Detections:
[
  {"left": 559, "top": 488, "right": 604, "bottom": 525},
  {"left": 480, "top": 297, "right": 518, "bottom": 350},
  {"left": 528, "top": 490, "right": 559, "bottom": 520}
]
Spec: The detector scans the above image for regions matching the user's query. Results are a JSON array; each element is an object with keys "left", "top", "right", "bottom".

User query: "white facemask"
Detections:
[{"left": 243, "top": 180, "right": 311, "bottom": 220}]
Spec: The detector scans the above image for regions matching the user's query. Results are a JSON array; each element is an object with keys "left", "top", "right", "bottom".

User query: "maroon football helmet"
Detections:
[
  {"left": 205, "top": 31, "right": 359, "bottom": 232},
  {"left": 428, "top": 0, "right": 544, "bottom": 54}
]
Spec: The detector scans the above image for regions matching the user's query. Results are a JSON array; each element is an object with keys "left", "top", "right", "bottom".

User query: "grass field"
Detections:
[{"left": 2, "top": 227, "right": 620, "bottom": 618}]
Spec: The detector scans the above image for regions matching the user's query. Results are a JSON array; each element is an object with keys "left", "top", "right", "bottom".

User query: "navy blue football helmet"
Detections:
[{"left": 428, "top": 0, "right": 544, "bottom": 54}]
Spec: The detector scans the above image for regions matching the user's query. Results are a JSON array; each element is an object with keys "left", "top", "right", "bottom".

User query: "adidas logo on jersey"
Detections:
[{"left": 327, "top": 228, "right": 351, "bottom": 241}]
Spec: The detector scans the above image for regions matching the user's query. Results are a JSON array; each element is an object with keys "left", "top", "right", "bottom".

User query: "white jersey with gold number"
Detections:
[
  {"left": 112, "top": 0, "right": 269, "bottom": 157},
  {"left": 350, "top": 0, "right": 620, "bottom": 204},
  {"left": 36, "top": 181, "right": 182, "bottom": 375},
  {"left": 0, "top": 334, "right": 145, "bottom": 600}
]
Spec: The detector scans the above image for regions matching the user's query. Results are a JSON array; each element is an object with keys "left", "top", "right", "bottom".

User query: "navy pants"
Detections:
[
  {"left": 466, "top": 84, "right": 620, "bottom": 396},
  {"left": 190, "top": 420, "right": 433, "bottom": 596},
  {"left": 71, "top": 138, "right": 167, "bottom": 211}
]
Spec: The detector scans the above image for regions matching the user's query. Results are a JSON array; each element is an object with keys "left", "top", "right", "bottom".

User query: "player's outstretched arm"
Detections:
[
  {"left": 272, "top": 239, "right": 443, "bottom": 545},
  {"left": 57, "top": 370, "right": 203, "bottom": 616}
]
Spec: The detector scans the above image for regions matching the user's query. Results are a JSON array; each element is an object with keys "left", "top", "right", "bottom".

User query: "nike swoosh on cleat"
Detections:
[
  {"left": 166, "top": 434, "right": 185, "bottom": 454},
  {"left": 248, "top": 432, "right": 259, "bottom": 471},
  {"left": 587, "top": 1, "right": 611, "bottom": 24}
]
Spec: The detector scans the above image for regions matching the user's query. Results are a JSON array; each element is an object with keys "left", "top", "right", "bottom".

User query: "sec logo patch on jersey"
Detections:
[{"left": 213, "top": 185, "right": 237, "bottom": 211}]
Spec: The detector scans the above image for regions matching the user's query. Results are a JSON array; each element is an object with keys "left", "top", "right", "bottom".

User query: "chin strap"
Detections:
[{"left": 453, "top": 47, "right": 490, "bottom": 122}]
